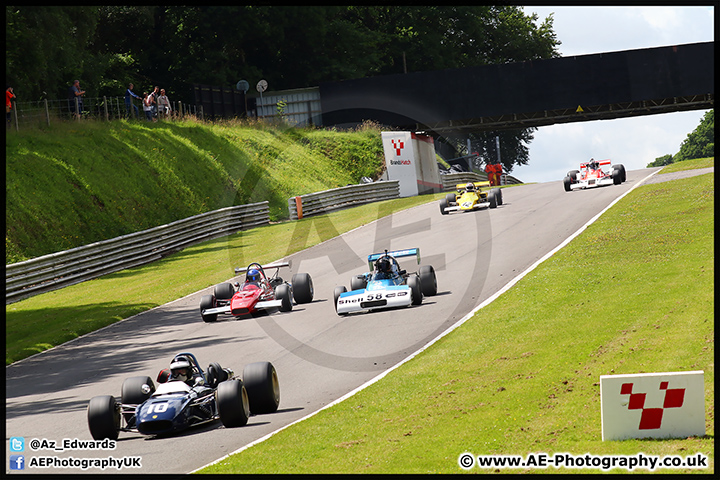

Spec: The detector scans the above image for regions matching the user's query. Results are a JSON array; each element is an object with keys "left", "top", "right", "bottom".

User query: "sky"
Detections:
[{"left": 507, "top": 5, "right": 715, "bottom": 184}]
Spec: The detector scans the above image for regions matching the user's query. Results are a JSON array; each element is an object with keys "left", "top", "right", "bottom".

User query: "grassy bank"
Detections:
[
  {"left": 198, "top": 164, "right": 713, "bottom": 474},
  {"left": 5, "top": 118, "right": 385, "bottom": 263}
]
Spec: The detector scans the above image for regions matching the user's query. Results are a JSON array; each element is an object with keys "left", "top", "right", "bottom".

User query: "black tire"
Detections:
[
  {"left": 563, "top": 176, "right": 572, "bottom": 192},
  {"left": 215, "top": 282, "right": 235, "bottom": 300},
  {"left": 439, "top": 198, "right": 448, "bottom": 215},
  {"left": 408, "top": 275, "right": 422, "bottom": 305},
  {"left": 333, "top": 285, "right": 347, "bottom": 315},
  {"left": 291, "top": 273, "right": 314, "bottom": 304},
  {"left": 350, "top": 275, "right": 367, "bottom": 291},
  {"left": 567, "top": 170, "right": 580, "bottom": 182},
  {"left": 613, "top": 168, "right": 622, "bottom": 185},
  {"left": 207, "top": 362, "right": 228, "bottom": 388},
  {"left": 445, "top": 192, "right": 457, "bottom": 205},
  {"left": 200, "top": 295, "right": 217, "bottom": 322},
  {"left": 88, "top": 395, "right": 120, "bottom": 440},
  {"left": 491, "top": 188, "right": 503, "bottom": 206},
  {"left": 216, "top": 379, "right": 250, "bottom": 428},
  {"left": 488, "top": 191, "right": 498, "bottom": 209},
  {"left": 275, "top": 284, "right": 293, "bottom": 312},
  {"left": 121, "top": 376, "right": 155, "bottom": 406},
  {"left": 418, "top": 265, "right": 437, "bottom": 297},
  {"left": 613, "top": 164, "right": 626, "bottom": 182},
  {"left": 243, "top": 361, "right": 280, "bottom": 415}
]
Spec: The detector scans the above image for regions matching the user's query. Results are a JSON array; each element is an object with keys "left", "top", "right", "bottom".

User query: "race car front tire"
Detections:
[
  {"left": 488, "top": 191, "right": 498, "bottom": 209},
  {"left": 439, "top": 198, "right": 449, "bottom": 215},
  {"left": 408, "top": 275, "right": 422, "bottom": 305},
  {"left": 563, "top": 176, "right": 572, "bottom": 192},
  {"left": 350, "top": 275, "right": 367, "bottom": 291},
  {"left": 200, "top": 295, "right": 217, "bottom": 322},
  {"left": 491, "top": 188, "right": 503, "bottom": 205},
  {"left": 567, "top": 170, "right": 580, "bottom": 182},
  {"left": 207, "top": 362, "right": 228, "bottom": 388},
  {"left": 291, "top": 273, "right": 314, "bottom": 304},
  {"left": 243, "top": 361, "right": 280, "bottom": 415},
  {"left": 275, "top": 284, "right": 293, "bottom": 312},
  {"left": 612, "top": 169, "right": 622, "bottom": 185},
  {"left": 87, "top": 395, "right": 120, "bottom": 440},
  {"left": 121, "top": 376, "right": 155, "bottom": 406},
  {"left": 215, "top": 282, "right": 235, "bottom": 300},
  {"left": 419, "top": 265, "right": 437, "bottom": 296},
  {"left": 334, "top": 286, "right": 348, "bottom": 316},
  {"left": 613, "top": 164, "right": 626, "bottom": 182},
  {"left": 217, "top": 380, "right": 250, "bottom": 428},
  {"left": 445, "top": 193, "right": 457, "bottom": 205}
]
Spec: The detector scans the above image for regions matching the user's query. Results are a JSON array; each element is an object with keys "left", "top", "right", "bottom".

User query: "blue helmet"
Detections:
[{"left": 247, "top": 269, "right": 261, "bottom": 283}]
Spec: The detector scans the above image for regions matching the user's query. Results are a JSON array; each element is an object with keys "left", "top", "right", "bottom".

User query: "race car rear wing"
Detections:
[
  {"left": 580, "top": 159, "right": 611, "bottom": 168},
  {"left": 367, "top": 248, "right": 420, "bottom": 270},
  {"left": 455, "top": 181, "right": 490, "bottom": 191},
  {"left": 234, "top": 261, "right": 291, "bottom": 275}
]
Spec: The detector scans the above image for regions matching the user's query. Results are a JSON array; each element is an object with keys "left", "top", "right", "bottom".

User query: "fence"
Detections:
[
  {"left": 6, "top": 96, "right": 203, "bottom": 131},
  {"left": 288, "top": 181, "right": 400, "bottom": 220},
  {"left": 441, "top": 172, "right": 523, "bottom": 191},
  {"left": 5, "top": 202, "right": 270, "bottom": 304}
]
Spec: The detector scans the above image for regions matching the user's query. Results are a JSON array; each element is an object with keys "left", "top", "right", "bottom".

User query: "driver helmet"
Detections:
[
  {"left": 376, "top": 258, "right": 392, "bottom": 274},
  {"left": 465, "top": 182, "right": 475, "bottom": 192},
  {"left": 247, "top": 269, "right": 261, "bottom": 283},
  {"left": 170, "top": 355, "right": 192, "bottom": 382}
]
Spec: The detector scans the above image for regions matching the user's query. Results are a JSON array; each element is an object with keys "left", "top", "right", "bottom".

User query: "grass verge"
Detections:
[{"left": 198, "top": 169, "right": 713, "bottom": 474}]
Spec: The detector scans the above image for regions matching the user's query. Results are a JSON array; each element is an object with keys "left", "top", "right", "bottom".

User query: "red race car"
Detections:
[
  {"left": 200, "top": 262, "right": 314, "bottom": 322},
  {"left": 563, "top": 159, "right": 626, "bottom": 192}
]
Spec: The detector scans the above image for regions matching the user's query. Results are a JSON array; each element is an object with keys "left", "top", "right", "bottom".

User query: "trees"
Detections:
[{"left": 673, "top": 110, "right": 714, "bottom": 162}]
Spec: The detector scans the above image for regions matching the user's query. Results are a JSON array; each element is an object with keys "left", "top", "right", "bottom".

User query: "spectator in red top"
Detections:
[
  {"left": 6, "top": 86, "right": 16, "bottom": 124},
  {"left": 485, "top": 163, "right": 503, "bottom": 186}
]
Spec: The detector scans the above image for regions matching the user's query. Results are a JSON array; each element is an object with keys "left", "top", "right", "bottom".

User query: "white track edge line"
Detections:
[{"left": 191, "top": 170, "right": 659, "bottom": 473}]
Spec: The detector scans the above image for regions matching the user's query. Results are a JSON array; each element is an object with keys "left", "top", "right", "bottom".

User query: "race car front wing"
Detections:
[{"left": 336, "top": 286, "right": 413, "bottom": 314}]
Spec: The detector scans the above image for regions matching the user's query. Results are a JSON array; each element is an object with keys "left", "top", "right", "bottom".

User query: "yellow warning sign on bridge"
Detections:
[{"left": 576, "top": 105, "right": 584, "bottom": 113}]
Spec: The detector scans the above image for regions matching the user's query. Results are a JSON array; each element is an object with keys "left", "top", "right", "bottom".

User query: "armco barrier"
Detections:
[
  {"left": 288, "top": 180, "right": 400, "bottom": 220},
  {"left": 441, "top": 172, "right": 522, "bottom": 191},
  {"left": 5, "top": 202, "right": 270, "bottom": 304}
]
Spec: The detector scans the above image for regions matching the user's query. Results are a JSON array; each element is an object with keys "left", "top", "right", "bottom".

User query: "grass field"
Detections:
[{"left": 196, "top": 160, "right": 713, "bottom": 474}]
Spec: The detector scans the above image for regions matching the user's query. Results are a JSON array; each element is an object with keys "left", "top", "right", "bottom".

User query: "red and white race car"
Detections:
[
  {"left": 200, "top": 262, "right": 313, "bottom": 322},
  {"left": 563, "top": 159, "right": 626, "bottom": 192}
]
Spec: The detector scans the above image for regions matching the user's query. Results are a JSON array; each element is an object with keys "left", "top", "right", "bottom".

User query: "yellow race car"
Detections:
[{"left": 439, "top": 181, "right": 503, "bottom": 215}]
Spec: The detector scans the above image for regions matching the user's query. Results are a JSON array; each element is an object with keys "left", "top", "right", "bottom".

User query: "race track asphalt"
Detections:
[{"left": 5, "top": 168, "right": 660, "bottom": 474}]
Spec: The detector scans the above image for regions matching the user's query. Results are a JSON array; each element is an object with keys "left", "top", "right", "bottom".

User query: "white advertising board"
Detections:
[
  {"left": 381, "top": 131, "right": 442, "bottom": 197},
  {"left": 600, "top": 371, "right": 705, "bottom": 441}
]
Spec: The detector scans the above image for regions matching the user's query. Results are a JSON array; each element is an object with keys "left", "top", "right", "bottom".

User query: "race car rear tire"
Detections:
[
  {"left": 408, "top": 275, "right": 422, "bottom": 305},
  {"left": 275, "top": 284, "right": 293, "bottom": 312},
  {"left": 87, "top": 395, "right": 120, "bottom": 440},
  {"left": 445, "top": 193, "right": 457, "bottom": 205},
  {"left": 439, "top": 198, "right": 448, "bottom": 215},
  {"left": 488, "top": 191, "right": 498, "bottom": 209},
  {"left": 612, "top": 168, "right": 622, "bottom": 185},
  {"left": 419, "top": 265, "right": 437, "bottom": 297},
  {"left": 217, "top": 379, "right": 250, "bottom": 428},
  {"left": 121, "top": 376, "right": 155, "bottom": 406},
  {"left": 207, "top": 362, "right": 228, "bottom": 388},
  {"left": 613, "top": 164, "right": 626, "bottom": 182},
  {"left": 243, "top": 361, "right": 280, "bottom": 415},
  {"left": 563, "top": 176, "right": 572, "bottom": 192},
  {"left": 200, "top": 295, "right": 217, "bottom": 322},
  {"left": 215, "top": 282, "right": 235, "bottom": 300},
  {"left": 491, "top": 188, "right": 503, "bottom": 205},
  {"left": 291, "top": 273, "right": 314, "bottom": 304},
  {"left": 350, "top": 275, "right": 367, "bottom": 291},
  {"left": 334, "top": 286, "right": 348, "bottom": 316}
]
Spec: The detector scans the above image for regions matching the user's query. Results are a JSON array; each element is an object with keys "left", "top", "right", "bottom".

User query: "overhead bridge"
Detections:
[{"left": 319, "top": 42, "right": 714, "bottom": 134}]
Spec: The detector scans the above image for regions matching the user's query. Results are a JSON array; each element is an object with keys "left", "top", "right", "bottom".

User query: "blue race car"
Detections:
[
  {"left": 332, "top": 248, "right": 437, "bottom": 315},
  {"left": 87, "top": 352, "right": 280, "bottom": 439}
]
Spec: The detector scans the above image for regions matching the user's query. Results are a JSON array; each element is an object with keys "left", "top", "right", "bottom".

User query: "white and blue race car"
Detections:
[{"left": 332, "top": 248, "right": 437, "bottom": 316}]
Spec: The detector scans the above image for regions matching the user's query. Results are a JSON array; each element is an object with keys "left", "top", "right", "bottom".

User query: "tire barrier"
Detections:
[
  {"left": 288, "top": 180, "right": 400, "bottom": 220},
  {"left": 5, "top": 202, "right": 270, "bottom": 304}
]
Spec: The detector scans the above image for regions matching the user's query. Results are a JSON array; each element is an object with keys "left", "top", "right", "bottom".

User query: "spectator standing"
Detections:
[
  {"left": 142, "top": 92, "right": 154, "bottom": 121},
  {"left": 68, "top": 79, "right": 85, "bottom": 119},
  {"left": 124, "top": 83, "right": 142, "bottom": 118},
  {"left": 6, "top": 86, "right": 16, "bottom": 124},
  {"left": 156, "top": 89, "right": 171, "bottom": 119},
  {"left": 150, "top": 85, "right": 160, "bottom": 118}
]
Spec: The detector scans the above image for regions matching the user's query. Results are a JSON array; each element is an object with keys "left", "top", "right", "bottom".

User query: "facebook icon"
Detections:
[{"left": 10, "top": 455, "right": 25, "bottom": 470}]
